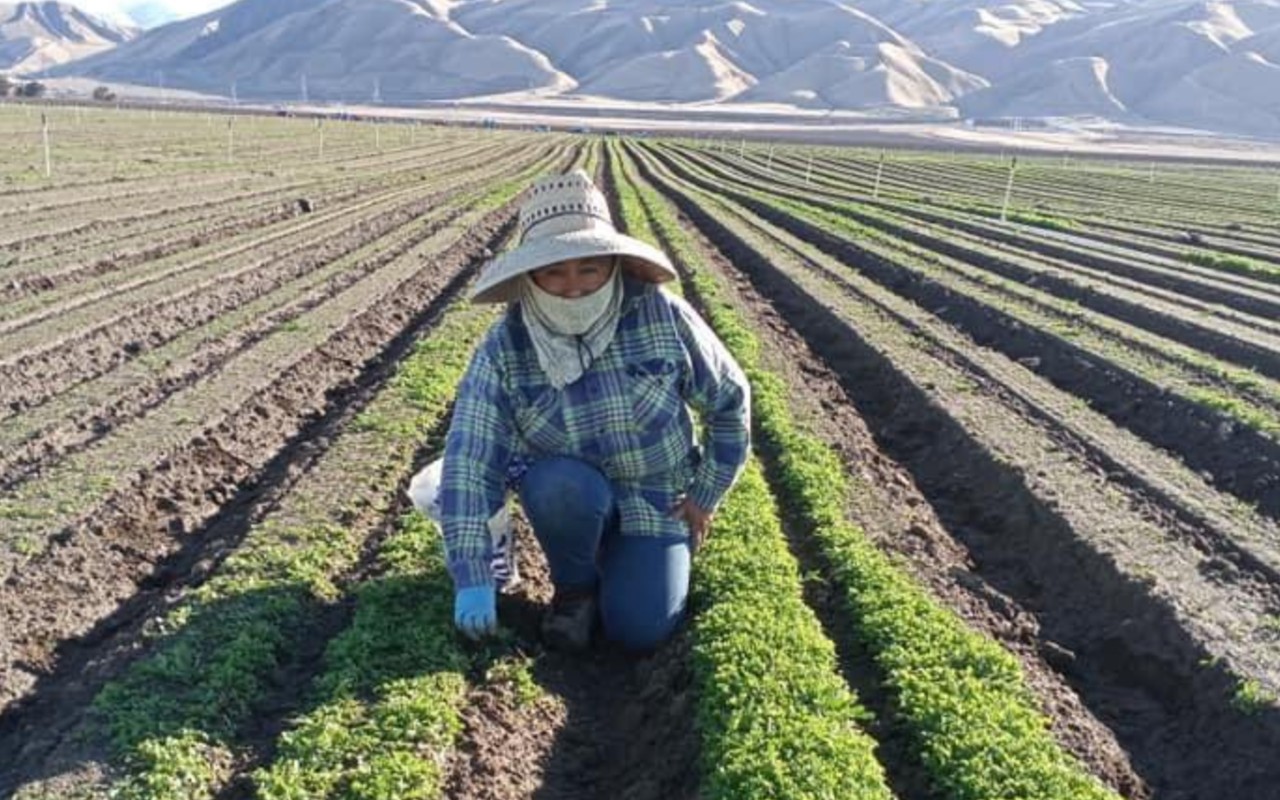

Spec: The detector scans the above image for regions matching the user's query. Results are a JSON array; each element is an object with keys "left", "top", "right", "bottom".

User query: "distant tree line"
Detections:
[{"left": 0, "top": 76, "right": 47, "bottom": 98}]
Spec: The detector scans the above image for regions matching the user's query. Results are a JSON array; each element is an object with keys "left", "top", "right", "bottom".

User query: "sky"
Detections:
[{"left": 68, "top": 0, "right": 237, "bottom": 28}]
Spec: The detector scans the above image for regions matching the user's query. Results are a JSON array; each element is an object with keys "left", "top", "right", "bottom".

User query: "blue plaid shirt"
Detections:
[{"left": 442, "top": 278, "right": 751, "bottom": 589}]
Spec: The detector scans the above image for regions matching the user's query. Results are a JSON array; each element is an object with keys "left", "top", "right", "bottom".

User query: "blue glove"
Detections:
[{"left": 454, "top": 585, "right": 497, "bottom": 640}]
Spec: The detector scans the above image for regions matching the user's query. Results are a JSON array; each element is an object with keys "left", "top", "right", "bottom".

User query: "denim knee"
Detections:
[
  {"left": 519, "top": 457, "right": 617, "bottom": 589},
  {"left": 598, "top": 534, "right": 691, "bottom": 651},
  {"left": 601, "top": 600, "right": 685, "bottom": 651},
  {"left": 519, "top": 457, "right": 614, "bottom": 538}
]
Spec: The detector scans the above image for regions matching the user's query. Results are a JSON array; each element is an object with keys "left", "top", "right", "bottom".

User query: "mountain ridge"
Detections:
[
  {"left": 15, "top": 0, "right": 1280, "bottom": 138},
  {"left": 0, "top": 1, "right": 133, "bottom": 73}
]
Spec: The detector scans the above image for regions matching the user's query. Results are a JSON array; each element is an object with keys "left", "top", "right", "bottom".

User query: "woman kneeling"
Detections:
[{"left": 441, "top": 169, "right": 750, "bottom": 652}]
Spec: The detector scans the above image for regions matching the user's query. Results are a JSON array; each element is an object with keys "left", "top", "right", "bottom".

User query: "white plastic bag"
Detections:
[{"left": 407, "top": 458, "right": 519, "bottom": 591}]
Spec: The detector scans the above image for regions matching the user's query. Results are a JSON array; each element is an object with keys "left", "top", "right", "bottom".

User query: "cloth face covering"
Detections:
[{"left": 519, "top": 262, "right": 624, "bottom": 388}]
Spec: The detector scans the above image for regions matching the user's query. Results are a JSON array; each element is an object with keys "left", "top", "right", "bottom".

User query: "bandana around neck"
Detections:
[{"left": 518, "top": 264, "right": 624, "bottom": 389}]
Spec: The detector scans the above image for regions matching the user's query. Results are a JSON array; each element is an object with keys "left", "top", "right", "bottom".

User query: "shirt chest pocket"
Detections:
[
  {"left": 514, "top": 387, "right": 570, "bottom": 455},
  {"left": 626, "top": 358, "right": 684, "bottom": 435}
]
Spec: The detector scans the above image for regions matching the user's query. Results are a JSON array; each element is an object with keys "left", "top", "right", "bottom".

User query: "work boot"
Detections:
[{"left": 541, "top": 587, "right": 597, "bottom": 652}]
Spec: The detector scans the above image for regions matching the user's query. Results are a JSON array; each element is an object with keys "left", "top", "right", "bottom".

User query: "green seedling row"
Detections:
[
  {"left": 251, "top": 513, "right": 469, "bottom": 800},
  {"left": 693, "top": 460, "right": 893, "bottom": 800},
  {"left": 1183, "top": 250, "right": 1280, "bottom": 283},
  {"left": 607, "top": 141, "right": 893, "bottom": 800},
  {"left": 89, "top": 144, "right": 578, "bottom": 799},
  {"left": 659, "top": 145, "right": 1280, "bottom": 438},
  {"left": 250, "top": 330, "right": 495, "bottom": 799},
  {"left": 701, "top": 145, "right": 1280, "bottom": 307},
  {"left": 96, "top": 301, "right": 499, "bottom": 800},
  {"left": 622, "top": 142, "right": 1122, "bottom": 800},
  {"left": 0, "top": 146, "right": 563, "bottom": 568}
]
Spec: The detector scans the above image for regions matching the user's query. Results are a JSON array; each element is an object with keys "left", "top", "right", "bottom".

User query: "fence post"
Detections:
[
  {"left": 227, "top": 117, "right": 235, "bottom": 164},
  {"left": 873, "top": 149, "right": 886, "bottom": 199},
  {"left": 41, "top": 112, "right": 51, "bottom": 178},
  {"left": 805, "top": 152, "right": 813, "bottom": 186},
  {"left": 1001, "top": 156, "right": 1019, "bottom": 222},
  {"left": 317, "top": 118, "right": 324, "bottom": 159}
]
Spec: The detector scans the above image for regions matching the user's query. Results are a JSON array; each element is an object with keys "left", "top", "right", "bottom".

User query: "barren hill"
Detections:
[
  {"left": 39, "top": 0, "right": 1280, "bottom": 138},
  {"left": 0, "top": 1, "right": 132, "bottom": 74}
]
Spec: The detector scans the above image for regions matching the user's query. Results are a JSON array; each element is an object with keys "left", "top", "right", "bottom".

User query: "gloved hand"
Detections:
[{"left": 454, "top": 585, "right": 497, "bottom": 640}]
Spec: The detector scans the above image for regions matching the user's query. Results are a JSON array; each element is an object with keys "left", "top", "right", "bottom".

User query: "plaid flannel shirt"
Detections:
[{"left": 442, "top": 278, "right": 751, "bottom": 589}]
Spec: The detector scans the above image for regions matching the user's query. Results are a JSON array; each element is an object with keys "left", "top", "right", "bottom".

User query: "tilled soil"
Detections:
[
  {"left": 666, "top": 211, "right": 1148, "bottom": 798},
  {"left": 663, "top": 149, "right": 1280, "bottom": 519},
  {"left": 0, "top": 141, "right": 488, "bottom": 305},
  {"left": 703, "top": 148, "right": 1280, "bottom": 322},
  {"left": 0, "top": 209, "right": 513, "bottom": 719},
  {"left": 447, "top": 523, "right": 700, "bottom": 800},
  {"left": 634, "top": 147, "right": 1280, "bottom": 799},
  {"left": 0, "top": 199, "right": 481, "bottom": 491},
  {"left": 0, "top": 163, "right": 490, "bottom": 415}
]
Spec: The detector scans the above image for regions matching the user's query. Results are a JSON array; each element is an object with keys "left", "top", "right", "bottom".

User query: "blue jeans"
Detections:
[{"left": 518, "top": 457, "right": 690, "bottom": 651}]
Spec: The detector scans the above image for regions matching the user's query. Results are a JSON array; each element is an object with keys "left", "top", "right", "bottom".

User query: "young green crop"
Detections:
[
  {"left": 88, "top": 147, "right": 575, "bottom": 797},
  {"left": 605, "top": 139, "right": 892, "bottom": 800},
  {"left": 657, "top": 144, "right": 1280, "bottom": 440},
  {"left": 623, "top": 140, "right": 1122, "bottom": 800},
  {"left": 1182, "top": 250, "right": 1280, "bottom": 283},
  {"left": 253, "top": 512, "right": 471, "bottom": 800},
  {"left": 99, "top": 300, "right": 498, "bottom": 800}
]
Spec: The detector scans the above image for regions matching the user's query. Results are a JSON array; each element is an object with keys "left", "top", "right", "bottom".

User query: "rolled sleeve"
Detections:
[
  {"left": 441, "top": 340, "right": 514, "bottom": 589},
  {"left": 669, "top": 294, "right": 751, "bottom": 513}
]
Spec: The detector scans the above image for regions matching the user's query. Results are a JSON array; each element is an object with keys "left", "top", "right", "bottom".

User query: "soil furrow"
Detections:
[
  {"left": 1060, "top": 222, "right": 1280, "bottom": 273},
  {"left": 0, "top": 140, "right": 517, "bottom": 326},
  {"left": 0, "top": 143, "right": 542, "bottom": 416},
  {"left": 641, "top": 146, "right": 1280, "bottom": 800},
  {"left": 658, "top": 148, "right": 1280, "bottom": 519},
  {"left": 611, "top": 144, "right": 1143, "bottom": 797},
  {"left": 445, "top": 521, "right": 699, "bottom": 800},
  {"left": 0, "top": 138, "right": 481, "bottom": 283},
  {"left": 0, "top": 199, "right": 519, "bottom": 717},
  {"left": 659, "top": 199, "right": 1146, "bottom": 800},
  {"left": 0, "top": 228, "right": 509, "bottom": 797},
  {"left": 0, "top": 198, "right": 482, "bottom": 491},
  {"left": 694, "top": 149, "right": 1280, "bottom": 352},
  {"left": 699, "top": 148, "right": 1280, "bottom": 319},
  {"left": 656, "top": 163, "right": 1280, "bottom": 596}
]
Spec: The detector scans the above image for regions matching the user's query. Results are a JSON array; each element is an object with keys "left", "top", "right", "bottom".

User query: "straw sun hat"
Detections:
[{"left": 469, "top": 169, "right": 677, "bottom": 304}]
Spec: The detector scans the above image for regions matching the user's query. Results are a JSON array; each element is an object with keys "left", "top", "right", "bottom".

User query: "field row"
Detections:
[
  {"left": 628, "top": 138, "right": 1280, "bottom": 799},
  {"left": 6, "top": 121, "right": 1280, "bottom": 800},
  {"left": 0, "top": 135, "right": 576, "bottom": 725}
]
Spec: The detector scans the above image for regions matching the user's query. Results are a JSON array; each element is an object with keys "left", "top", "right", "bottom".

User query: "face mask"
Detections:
[{"left": 522, "top": 265, "right": 621, "bottom": 336}]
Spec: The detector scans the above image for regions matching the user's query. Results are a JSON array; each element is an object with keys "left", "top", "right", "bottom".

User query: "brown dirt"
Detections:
[
  {"left": 0, "top": 141, "right": 490, "bottom": 305},
  {"left": 0, "top": 208, "right": 513, "bottom": 725},
  {"left": 702, "top": 148, "right": 1280, "bottom": 379},
  {"left": 0, "top": 194, "right": 316, "bottom": 305},
  {"left": 0, "top": 199, "right": 482, "bottom": 491},
  {"left": 615, "top": 143, "right": 1138, "bottom": 797},
  {"left": 446, "top": 522, "right": 699, "bottom": 800},
  {"left": 699, "top": 147, "right": 1280, "bottom": 321},
  {"left": 626, "top": 175, "right": 1144, "bottom": 796},
  {"left": 663, "top": 148, "right": 1280, "bottom": 521},
  {"left": 635, "top": 146, "right": 1280, "bottom": 800},
  {"left": 0, "top": 181, "right": 456, "bottom": 416}
]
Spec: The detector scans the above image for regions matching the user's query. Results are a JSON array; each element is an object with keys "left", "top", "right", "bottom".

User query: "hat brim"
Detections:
[{"left": 469, "top": 229, "right": 678, "bottom": 304}]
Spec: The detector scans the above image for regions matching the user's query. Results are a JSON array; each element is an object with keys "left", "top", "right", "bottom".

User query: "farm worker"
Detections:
[{"left": 441, "top": 169, "right": 751, "bottom": 651}]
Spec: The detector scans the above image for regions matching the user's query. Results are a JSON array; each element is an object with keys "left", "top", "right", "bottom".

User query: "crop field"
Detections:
[{"left": 1, "top": 103, "right": 1279, "bottom": 800}]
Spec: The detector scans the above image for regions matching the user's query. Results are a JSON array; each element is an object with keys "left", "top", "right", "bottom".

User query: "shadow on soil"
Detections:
[
  {"left": 649, "top": 160, "right": 1280, "bottom": 800},
  {"left": 481, "top": 589, "right": 700, "bottom": 800},
  {"left": 669, "top": 149, "right": 1280, "bottom": 523},
  {"left": 0, "top": 237, "right": 501, "bottom": 797}
]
